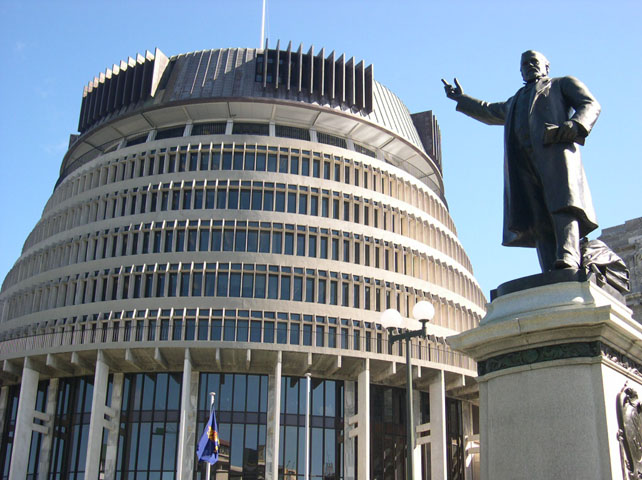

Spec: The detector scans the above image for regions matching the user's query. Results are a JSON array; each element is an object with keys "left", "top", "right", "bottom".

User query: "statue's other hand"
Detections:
[
  {"left": 556, "top": 120, "right": 579, "bottom": 143},
  {"left": 441, "top": 78, "right": 464, "bottom": 100}
]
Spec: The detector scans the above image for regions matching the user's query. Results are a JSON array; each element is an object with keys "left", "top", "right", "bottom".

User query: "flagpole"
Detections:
[
  {"left": 260, "top": 0, "right": 266, "bottom": 48},
  {"left": 206, "top": 392, "right": 215, "bottom": 480}
]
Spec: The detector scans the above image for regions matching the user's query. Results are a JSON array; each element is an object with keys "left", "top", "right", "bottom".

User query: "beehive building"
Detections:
[{"left": 0, "top": 44, "right": 485, "bottom": 479}]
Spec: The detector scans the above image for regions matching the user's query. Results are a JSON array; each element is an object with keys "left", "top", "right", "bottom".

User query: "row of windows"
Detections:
[
  {"left": 41, "top": 142, "right": 452, "bottom": 248},
  {"left": 8, "top": 177, "right": 473, "bottom": 296},
  {"left": 5, "top": 216, "right": 482, "bottom": 312},
  {"left": 4, "top": 261, "right": 479, "bottom": 335},
  {"left": 28, "top": 175, "right": 463, "bottom": 278}
]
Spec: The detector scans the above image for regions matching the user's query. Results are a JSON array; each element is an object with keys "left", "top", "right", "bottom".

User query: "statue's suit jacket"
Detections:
[{"left": 455, "top": 76, "right": 600, "bottom": 247}]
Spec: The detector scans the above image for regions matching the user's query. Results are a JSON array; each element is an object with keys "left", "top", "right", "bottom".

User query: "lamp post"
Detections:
[{"left": 380, "top": 301, "right": 435, "bottom": 480}]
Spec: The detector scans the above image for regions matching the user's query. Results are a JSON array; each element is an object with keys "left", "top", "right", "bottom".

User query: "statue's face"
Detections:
[{"left": 520, "top": 52, "right": 549, "bottom": 82}]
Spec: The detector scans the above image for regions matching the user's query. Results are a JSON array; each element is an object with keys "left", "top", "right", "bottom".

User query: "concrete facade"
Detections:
[
  {"left": 0, "top": 44, "right": 485, "bottom": 479},
  {"left": 600, "top": 217, "right": 642, "bottom": 322}
]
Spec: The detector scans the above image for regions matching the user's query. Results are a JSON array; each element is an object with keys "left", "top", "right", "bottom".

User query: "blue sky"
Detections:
[{"left": 0, "top": 0, "right": 640, "bottom": 298}]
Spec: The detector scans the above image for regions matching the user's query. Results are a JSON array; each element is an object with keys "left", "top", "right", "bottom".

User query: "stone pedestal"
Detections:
[{"left": 448, "top": 277, "right": 641, "bottom": 480}]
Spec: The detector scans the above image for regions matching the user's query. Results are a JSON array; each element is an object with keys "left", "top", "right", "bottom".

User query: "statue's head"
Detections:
[{"left": 520, "top": 50, "right": 550, "bottom": 82}]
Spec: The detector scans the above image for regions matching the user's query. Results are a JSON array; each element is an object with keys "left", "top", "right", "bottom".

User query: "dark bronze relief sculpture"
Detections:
[
  {"left": 442, "top": 51, "right": 628, "bottom": 290},
  {"left": 617, "top": 383, "right": 642, "bottom": 479}
]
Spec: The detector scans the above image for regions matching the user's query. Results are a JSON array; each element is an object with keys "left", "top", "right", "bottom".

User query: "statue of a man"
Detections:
[{"left": 443, "top": 50, "right": 601, "bottom": 272}]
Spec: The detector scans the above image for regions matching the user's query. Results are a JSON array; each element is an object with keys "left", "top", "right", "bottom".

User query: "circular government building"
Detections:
[{"left": 0, "top": 44, "right": 485, "bottom": 479}]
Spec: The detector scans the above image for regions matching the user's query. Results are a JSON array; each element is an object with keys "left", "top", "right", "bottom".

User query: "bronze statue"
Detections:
[{"left": 443, "top": 50, "right": 601, "bottom": 273}]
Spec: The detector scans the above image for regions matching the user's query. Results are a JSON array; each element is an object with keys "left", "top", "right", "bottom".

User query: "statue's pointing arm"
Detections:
[{"left": 442, "top": 78, "right": 507, "bottom": 126}]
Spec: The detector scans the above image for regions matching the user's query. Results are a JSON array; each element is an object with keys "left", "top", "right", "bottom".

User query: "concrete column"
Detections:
[
  {"left": 266, "top": 352, "right": 282, "bottom": 480},
  {"left": 177, "top": 349, "right": 198, "bottom": 479},
  {"left": 356, "top": 362, "right": 370, "bottom": 480},
  {"left": 37, "top": 378, "right": 59, "bottom": 480},
  {"left": 343, "top": 381, "right": 356, "bottom": 480},
  {"left": 103, "top": 373, "right": 124, "bottom": 480},
  {"left": 430, "top": 370, "right": 447, "bottom": 480},
  {"left": 412, "top": 389, "right": 422, "bottom": 480},
  {"left": 85, "top": 351, "right": 110, "bottom": 480},
  {"left": 9, "top": 359, "right": 39, "bottom": 480}
]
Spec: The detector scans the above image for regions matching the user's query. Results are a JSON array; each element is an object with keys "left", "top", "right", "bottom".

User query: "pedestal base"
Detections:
[{"left": 449, "top": 279, "right": 640, "bottom": 480}]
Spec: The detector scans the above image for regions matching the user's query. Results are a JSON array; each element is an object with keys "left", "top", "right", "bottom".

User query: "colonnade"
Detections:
[{"left": 2, "top": 349, "right": 466, "bottom": 480}]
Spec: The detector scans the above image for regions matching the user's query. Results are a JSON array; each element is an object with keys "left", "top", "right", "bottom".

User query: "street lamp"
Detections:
[{"left": 380, "top": 300, "right": 435, "bottom": 480}]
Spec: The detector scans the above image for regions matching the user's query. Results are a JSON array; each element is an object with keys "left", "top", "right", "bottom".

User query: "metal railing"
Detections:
[{"left": 0, "top": 318, "right": 476, "bottom": 371}]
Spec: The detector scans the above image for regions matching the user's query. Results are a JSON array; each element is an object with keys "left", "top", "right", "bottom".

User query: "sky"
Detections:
[{"left": 0, "top": 0, "right": 640, "bottom": 300}]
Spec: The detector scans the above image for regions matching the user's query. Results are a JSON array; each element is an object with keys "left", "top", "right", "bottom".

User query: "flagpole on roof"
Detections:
[{"left": 206, "top": 392, "right": 215, "bottom": 480}]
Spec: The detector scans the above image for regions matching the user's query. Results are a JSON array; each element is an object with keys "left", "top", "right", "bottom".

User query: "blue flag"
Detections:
[{"left": 196, "top": 406, "right": 219, "bottom": 464}]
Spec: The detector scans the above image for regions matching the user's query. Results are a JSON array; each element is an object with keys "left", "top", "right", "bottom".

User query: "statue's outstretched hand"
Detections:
[{"left": 441, "top": 78, "right": 464, "bottom": 101}]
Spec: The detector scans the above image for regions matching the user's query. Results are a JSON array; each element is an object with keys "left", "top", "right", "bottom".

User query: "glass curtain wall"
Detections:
[
  {"left": 370, "top": 385, "right": 431, "bottom": 480},
  {"left": 279, "top": 376, "right": 343, "bottom": 480},
  {"left": 48, "top": 377, "right": 95, "bottom": 480},
  {"left": 0, "top": 385, "right": 20, "bottom": 480},
  {"left": 446, "top": 398, "right": 464, "bottom": 480},
  {"left": 116, "top": 373, "right": 182, "bottom": 479},
  {"left": 195, "top": 373, "right": 268, "bottom": 479}
]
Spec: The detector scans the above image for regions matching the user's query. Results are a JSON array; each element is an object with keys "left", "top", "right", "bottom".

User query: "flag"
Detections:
[{"left": 196, "top": 406, "right": 219, "bottom": 464}]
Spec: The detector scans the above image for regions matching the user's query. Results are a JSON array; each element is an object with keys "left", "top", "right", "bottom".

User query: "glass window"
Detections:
[
  {"left": 284, "top": 232, "right": 294, "bottom": 255},
  {"left": 233, "top": 152, "right": 244, "bottom": 170},
  {"left": 272, "top": 232, "right": 282, "bottom": 254},
  {"left": 187, "top": 229, "right": 197, "bottom": 251},
  {"left": 240, "top": 189, "right": 251, "bottom": 209},
  {"left": 211, "top": 229, "right": 222, "bottom": 250},
  {"left": 268, "top": 274, "right": 278, "bottom": 299},
  {"left": 206, "top": 189, "right": 215, "bottom": 208},
  {"left": 264, "top": 190, "right": 274, "bottom": 211},
  {"left": 229, "top": 273, "right": 241, "bottom": 297},
  {"left": 275, "top": 191, "right": 285, "bottom": 212},
  {"left": 259, "top": 231, "right": 270, "bottom": 253},
  {"left": 293, "top": 276, "right": 303, "bottom": 301},
  {"left": 306, "top": 278, "right": 314, "bottom": 303},
  {"left": 247, "top": 230, "right": 258, "bottom": 252},
  {"left": 224, "top": 320, "right": 236, "bottom": 341},
  {"left": 199, "top": 230, "right": 209, "bottom": 251},
  {"left": 290, "top": 323, "right": 300, "bottom": 345},
  {"left": 223, "top": 229, "right": 234, "bottom": 251},
  {"left": 216, "top": 188, "right": 227, "bottom": 209},
  {"left": 308, "top": 235, "right": 317, "bottom": 257},
  {"left": 235, "top": 230, "right": 246, "bottom": 252},
  {"left": 280, "top": 275, "right": 291, "bottom": 300},
  {"left": 310, "top": 195, "right": 318, "bottom": 216},
  {"left": 255, "top": 274, "right": 266, "bottom": 298},
  {"left": 267, "top": 153, "right": 277, "bottom": 172},
  {"left": 250, "top": 321, "right": 262, "bottom": 342},
  {"left": 277, "top": 322, "right": 287, "bottom": 344},
  {"left": 296, "top": 233, "right": 305, "bottom": 256},
  {"left": 298, "top": 194, "right": 307, "bottom": 214},
  {"left": 217, "top": 272, "right": 228, "bottom": 296},
  {"left": 318, "top": 279, "right": 326, "bottom": 304},
  {"left": 256, "top": 153, "right": 266, "bottom": 171},
  {"left": 242, "top": 273, "right": 254, "bottom": 298},
  {"left": 287, "top": 192, "right": 296, "bottom": 213},
  {"left": 320, "top": 237, "right": 328, "bottom": 258},
  {"left": 264, "top": 321, "right": 274, "bottom": 343},
  {"left": 228, "top": 188, "right": 239, "bottom": 209},
  {"left": 251, "top": 189, "right": 262, "bottom": 210}
]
